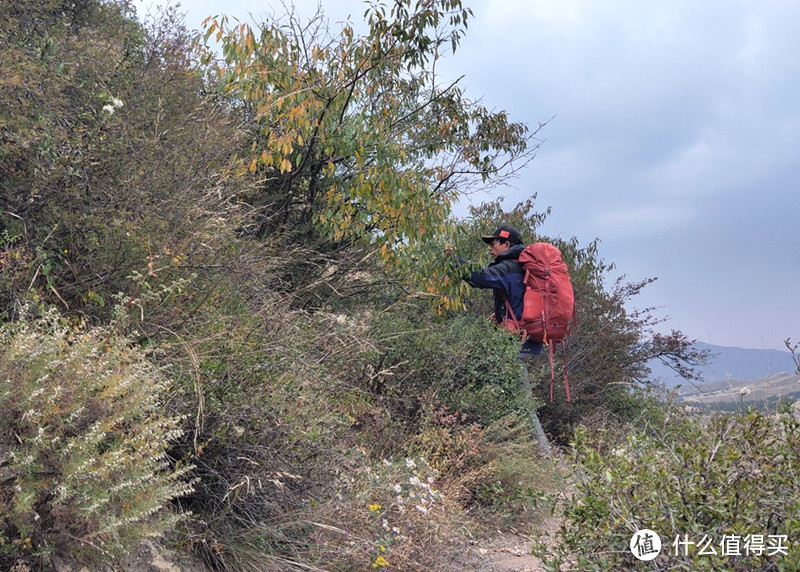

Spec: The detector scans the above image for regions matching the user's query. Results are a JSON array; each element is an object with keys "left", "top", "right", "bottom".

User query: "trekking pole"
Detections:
[{"left": 518, "top": 355, "right": 552, "bottom": 457}]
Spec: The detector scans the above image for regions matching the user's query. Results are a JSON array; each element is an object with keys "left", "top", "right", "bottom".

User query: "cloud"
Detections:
[
  {"left": 652, "top": 140, "right": 715, "bottom": 186},
  {"left": 592, "top": 205, "right": 695, "bottom": 237}
]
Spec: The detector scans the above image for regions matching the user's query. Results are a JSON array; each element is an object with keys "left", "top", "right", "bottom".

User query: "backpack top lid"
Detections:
[{"left": 518, "top": 242, "right": 569, "bottom": 277}]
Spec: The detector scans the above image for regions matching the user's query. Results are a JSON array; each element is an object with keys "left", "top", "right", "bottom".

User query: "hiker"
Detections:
[
  {"left": 447, "top": 224, "right": 552, "bottom": 454},
  {"left": 447, "top": 225, "right": 543, "bottom": 356}
]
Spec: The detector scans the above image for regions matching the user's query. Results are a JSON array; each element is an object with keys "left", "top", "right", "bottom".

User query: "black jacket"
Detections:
[{"left": 465, "top": 244, "right": 526, "bottom": 324}]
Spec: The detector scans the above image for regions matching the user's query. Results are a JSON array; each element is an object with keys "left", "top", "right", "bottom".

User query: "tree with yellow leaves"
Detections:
[{"left": 204, "top": 0, "right": 541, "bottom": 283}]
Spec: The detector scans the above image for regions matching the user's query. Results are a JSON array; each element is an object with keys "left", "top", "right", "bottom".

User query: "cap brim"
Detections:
[{"left": 481, "top": 235, "right": 496, "bottom": 244}]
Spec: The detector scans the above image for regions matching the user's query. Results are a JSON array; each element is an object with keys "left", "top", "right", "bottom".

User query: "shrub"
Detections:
[
  {"left": 364, "top": 311, "right": 533, "bottom": 428},
  {"left": 535, "top": 399, "right": 800, "bottom": 571},
  {"left": 0, "top": 0, "right": 243, "bottom": 326},
  {"left": 347, "top": 307, "right": 561, "bottom": 530},
  {"left": 0, "top": 309, "right": 194, "bottom": 569}
]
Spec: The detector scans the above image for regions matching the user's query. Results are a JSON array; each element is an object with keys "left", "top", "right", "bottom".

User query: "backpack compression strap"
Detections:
[{"left": 503, "top": 299, "right": 527, "bottom": 341}]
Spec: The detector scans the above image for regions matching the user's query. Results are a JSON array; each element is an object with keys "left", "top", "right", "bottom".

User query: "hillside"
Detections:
[
  {"left": 3, "top": 1, "right": 799, "bottom": 570},
  {"left": 648, "top": 342, "right": 799, "bottom": 407},
  {"left": 679, "top": 371, "right": 800, "bottom": 404},
  {"left": 648, "top": 341, "right": 796, "bottom": 385}
]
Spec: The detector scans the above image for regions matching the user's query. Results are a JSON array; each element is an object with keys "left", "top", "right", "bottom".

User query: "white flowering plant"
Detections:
[
  {"left": 308, "top": 452, "right": 464, "bottom": 571},
  {"left": 101, "top": 95, "right": 124, "bottom": 115},
  {"left": 0, "top": 309, "right": 194, "bottom": 569}
]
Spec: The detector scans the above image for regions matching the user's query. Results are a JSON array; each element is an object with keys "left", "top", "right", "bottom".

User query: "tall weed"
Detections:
[{"left": 0, "top": 309, "right": 193, "bottom": 569}]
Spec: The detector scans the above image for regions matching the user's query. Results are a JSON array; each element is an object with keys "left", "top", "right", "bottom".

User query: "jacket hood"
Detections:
[{"left": 495, "top": 243, "right": 524, "bottom": 262}]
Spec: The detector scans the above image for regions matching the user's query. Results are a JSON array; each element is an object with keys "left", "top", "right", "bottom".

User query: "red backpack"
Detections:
[{"left": 505, "top": 242, "right": 577, "bottom": 401}]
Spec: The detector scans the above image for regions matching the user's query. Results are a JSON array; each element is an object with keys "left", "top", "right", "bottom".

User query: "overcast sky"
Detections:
[{"left": 134, "top": 0, "right": 800, "bottom": 350}]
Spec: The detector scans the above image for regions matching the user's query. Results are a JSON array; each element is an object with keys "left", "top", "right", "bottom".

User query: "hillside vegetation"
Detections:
[{"left": 1, "top": 1, "right": 798, "bottom": 570}]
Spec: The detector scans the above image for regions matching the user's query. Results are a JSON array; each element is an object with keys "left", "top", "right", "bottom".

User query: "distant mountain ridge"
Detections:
[
  {"left": 647, "top": 342, "right": 800, "bottom": 406},
  {"left": 648, "top": 342, "right": 797, "bottom": 387},
  {"left": 679, "top": 371, "right": 799, "bottom": 402}
]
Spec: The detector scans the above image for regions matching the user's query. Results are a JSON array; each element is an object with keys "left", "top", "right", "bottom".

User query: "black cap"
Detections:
[{"left": 481, "top": 225, "right": 523, "bottom": 245}]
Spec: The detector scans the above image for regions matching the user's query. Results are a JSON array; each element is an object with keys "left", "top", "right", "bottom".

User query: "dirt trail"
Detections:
[
  {"left": 458, "top": 456, "right": 573, "bottom": 572},
  {"left": 53, "top": 527, "right": 560, "bottom": 572},
  {"left": 457, "top": 514, "right": 562, "bottom": 572},
  {"left": 462, "top": 534, "right": 547, "bottom": 572}
]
